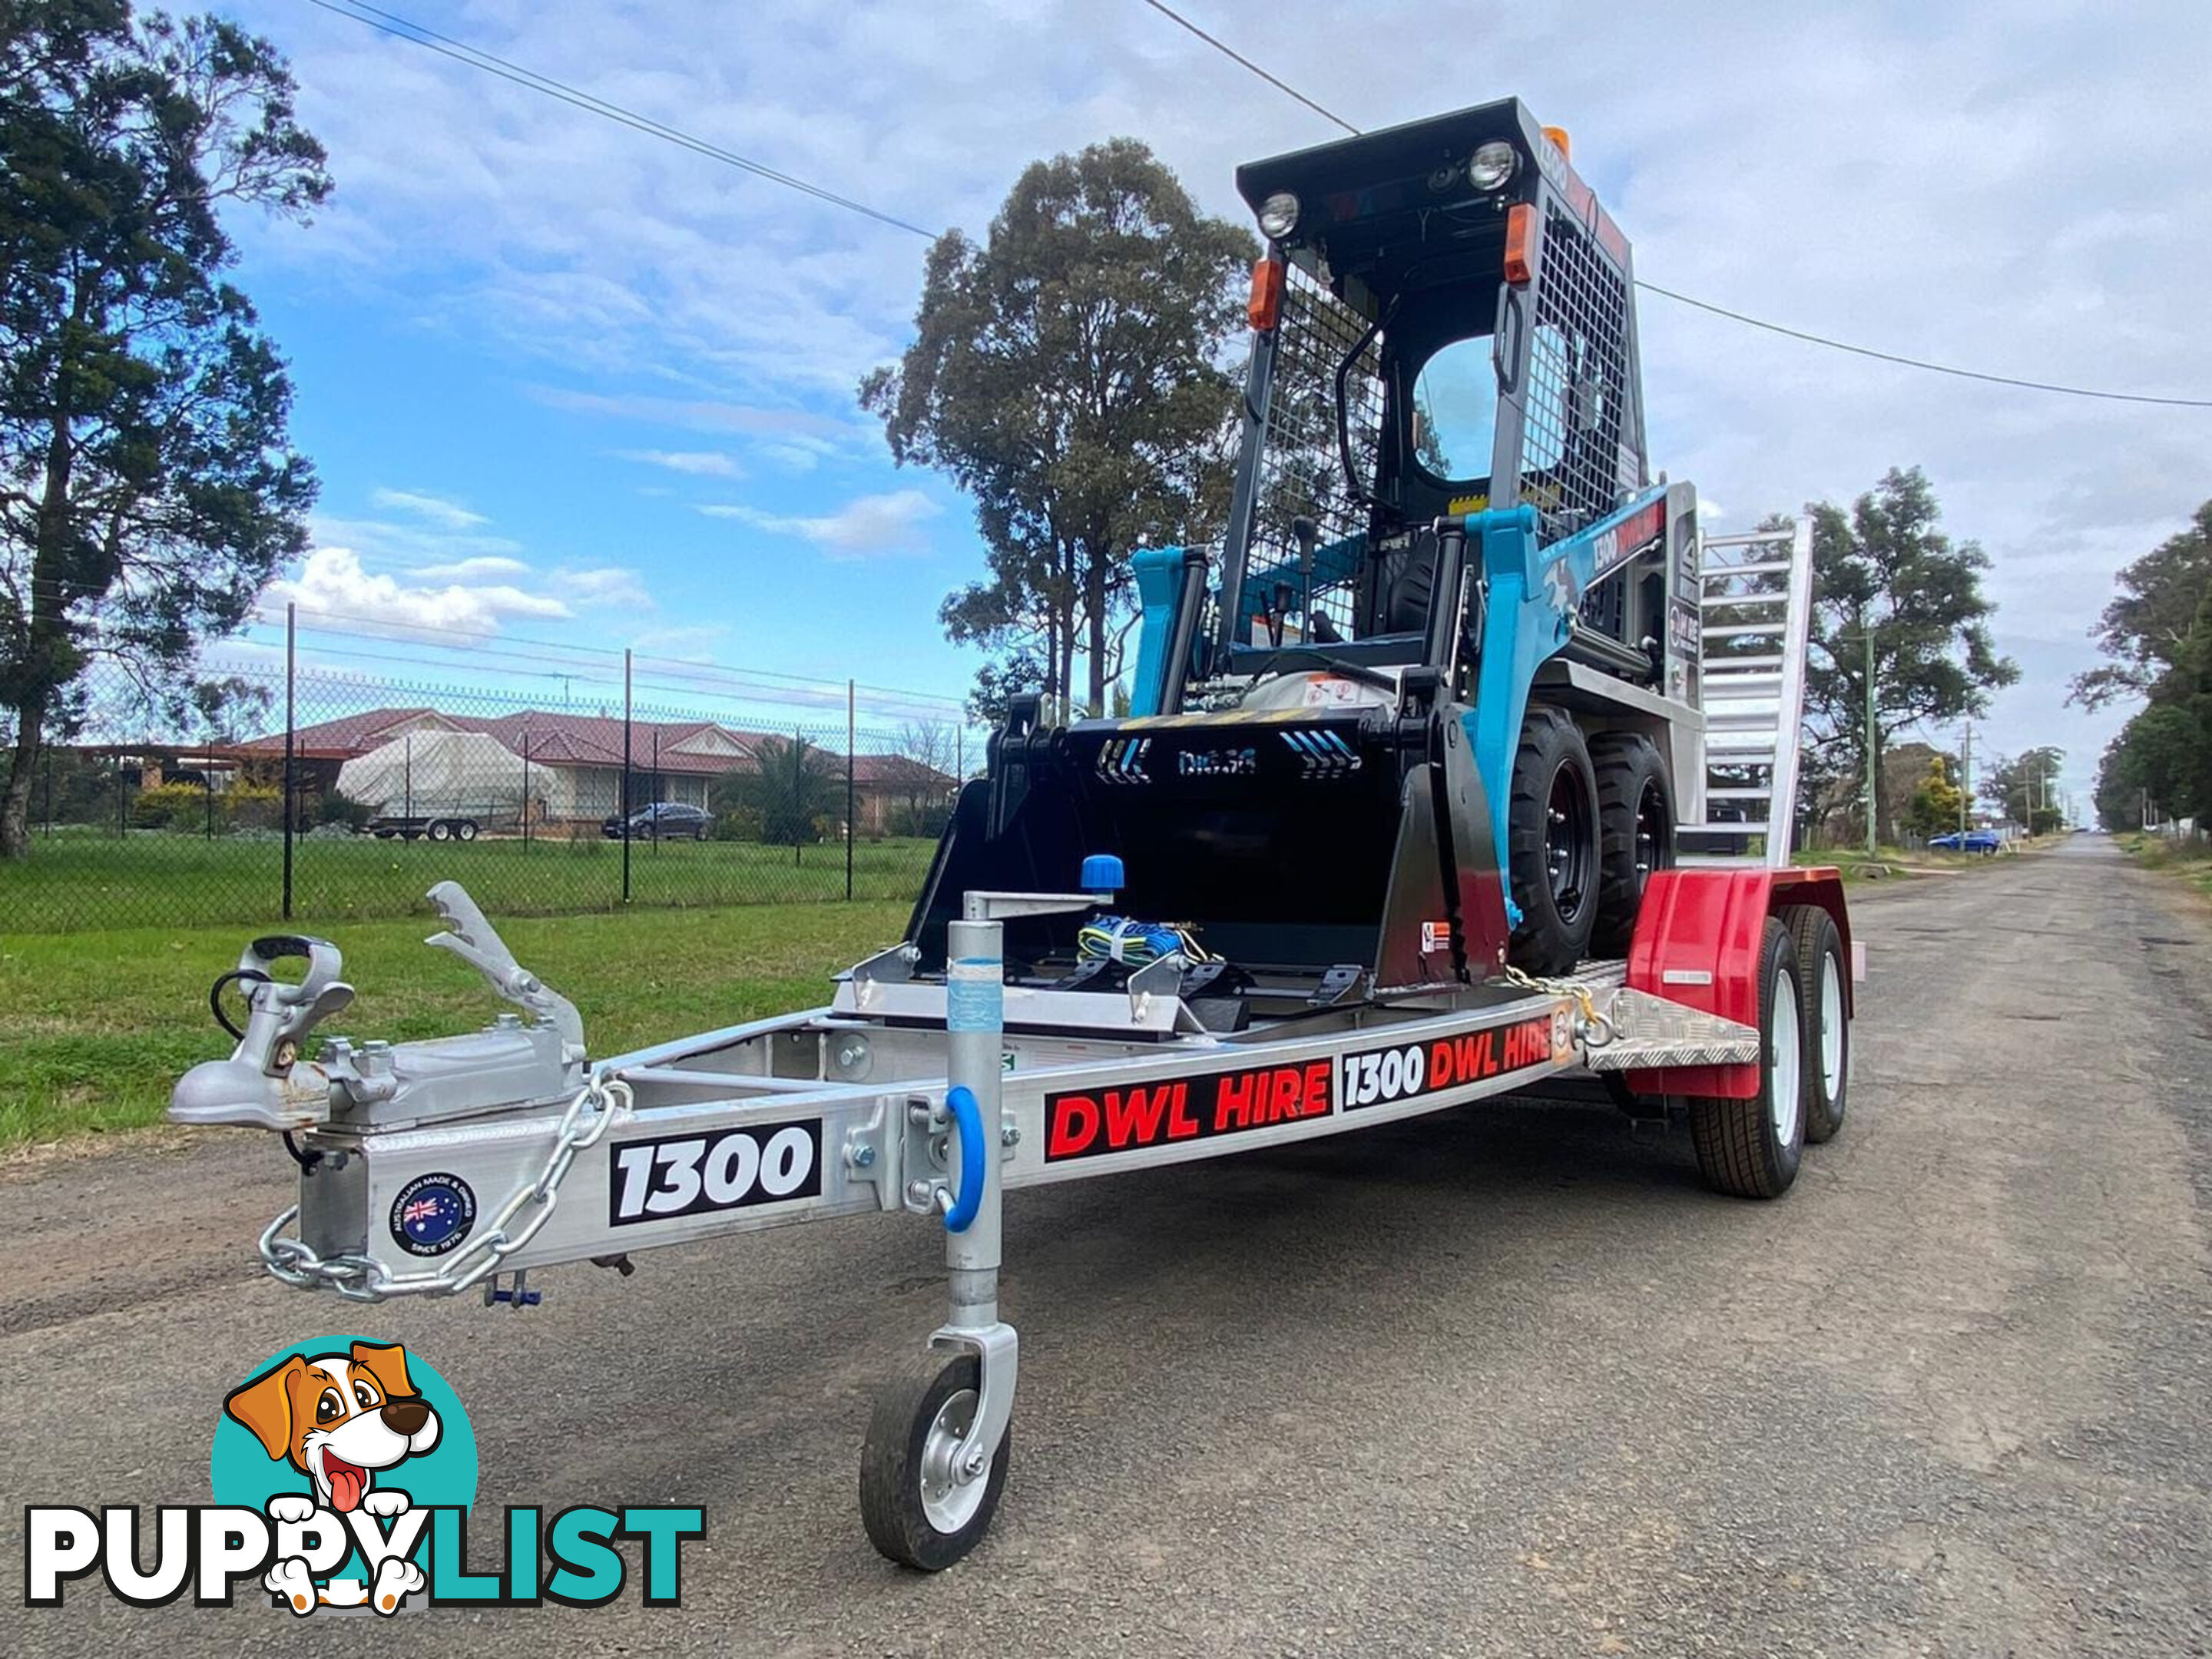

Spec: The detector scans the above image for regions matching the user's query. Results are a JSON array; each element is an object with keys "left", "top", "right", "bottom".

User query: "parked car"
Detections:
[
  {"left": 602, "top": 801, "right": 712, "bottom": 841},
  {"left": 1927, "top": 829, "right": 2000, "bottom": 855}
]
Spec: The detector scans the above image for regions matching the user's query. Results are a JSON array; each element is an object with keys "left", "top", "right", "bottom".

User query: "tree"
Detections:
[
  {"left": 2080, "top": 502, "right": 2212, "bottom": 833},
  {"left": 0, "top": 1, "right": 328, "bottom": 858},
  {"left": 1899, "top": 750, "right": 1965, "bottom": 839},
  {"left": 1800, "top": 468, "right": 2017, "bottom": 846},
  {"left": 1980, "top": 745, "right": 2067, "bottom": 834},
  {"left": 881, "top": 718, "right": 956, "bottom": 837},
  {"left": 2070, "top": 502, "right": 2212, "bottom": 710},
  {"left": 715, "top": 735, "right": 835, "bottom": 862},
  {"left": 862, "top": 139, "right": 1254, "bottom": 720}
]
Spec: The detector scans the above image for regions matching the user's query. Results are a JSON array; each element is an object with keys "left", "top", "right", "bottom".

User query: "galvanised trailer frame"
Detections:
[{"left": 175, "top": 863, "right": 1853, "bottom": 1568}]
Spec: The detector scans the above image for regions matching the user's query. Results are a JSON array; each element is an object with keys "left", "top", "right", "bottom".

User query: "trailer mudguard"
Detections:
[{"left": 1622, "top": 866, "right": 1852, "bottom": 1098}]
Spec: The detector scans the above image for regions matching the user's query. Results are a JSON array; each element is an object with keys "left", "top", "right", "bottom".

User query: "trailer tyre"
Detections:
[
  {"left": 1508, "top": 706, "right": 1601, "bottom": 975},
  {"left": 860, "top": 1346, "right": 1010, "bottom": 1571},
  {"left": 1781, "top": 904, "right": 1849, "bottom": 1143},
  {"left": 456, "top": 819, "right": 478, "bottom": 843},
  {"left": 427, "top": 819, "right": 453, "bottom": 842},
  {"left": 1689, "top": 916, "right": 1804, "bottom": 1199},
  {"left": 1589, "top": 733, "right": 1674, "bottom": 958}
]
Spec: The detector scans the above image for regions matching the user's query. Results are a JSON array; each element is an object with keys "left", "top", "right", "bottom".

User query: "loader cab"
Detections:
[{"left": 1187, "top": 99, "right": 1651, "bottom": 705}]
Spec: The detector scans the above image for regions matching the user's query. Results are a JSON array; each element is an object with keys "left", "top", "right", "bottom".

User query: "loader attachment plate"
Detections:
[{"left": 909, "top": 705, "right": 1505, "bottom": 991}]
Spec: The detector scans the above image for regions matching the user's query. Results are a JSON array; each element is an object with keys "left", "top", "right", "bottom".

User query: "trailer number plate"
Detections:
[{"left": 609, "top": 1119, "right": 823, "bottom": 1226}]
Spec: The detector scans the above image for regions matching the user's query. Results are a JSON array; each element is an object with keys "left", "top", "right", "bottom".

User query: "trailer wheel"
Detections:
[
  {"left": 427, "top": 819, "right": 453, "bottom": 842},
  {"left": 455, "top": 820, "right": 478, "bottom": 843},
  {"left": 1781, "top": 904, "right": 1849, "bottom": 1143},
  {"left": 860, "top": 1346, "right": 1009, "bottom": 1571},
  {"left": 1508, "top": 706, "right": 1601, "bottom": 975},
  {"left": 1688, "top": 916, "right": 1803, "bottom": 1199},
  {"left": 1589, "top": 733, "right": 1674, "bottom": 958}
]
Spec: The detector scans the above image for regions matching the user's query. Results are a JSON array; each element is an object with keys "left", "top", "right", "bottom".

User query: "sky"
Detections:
[{"left": 212, "top": 0, "right": 2212, "bottom": 810}]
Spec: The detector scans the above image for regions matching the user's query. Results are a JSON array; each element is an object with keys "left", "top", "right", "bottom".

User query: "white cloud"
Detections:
[
  {"left": 369, "top": 487, "right": 489, "bottom": 530},
  {"left": 614, "top": 448, "right": 746, "bottom": 478},
  {"left": 555, "top": 565, "right": 655, "bottom": 608},
  {"left": 270, "top": 546, "right": 571, "bottom": 638},
  {"left": 412, "top": 555, "right": 533, "bottom": 582},
  {"left": 631, "top": 621, "right": 732, "bottom": 656},
  {"left": 310, "top": 510, "right": 525, "bottom": 571},
  {"left": 761, "top": 443, "right": 822, "bottom": 473},
  {"left": 700, "top": 488, "right": 941, "bottom": 557},
  {"left": 531, "top": 386, "right": 856, "bottom": 442}
]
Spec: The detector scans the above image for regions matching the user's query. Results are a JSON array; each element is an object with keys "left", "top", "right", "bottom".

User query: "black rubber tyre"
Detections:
[
  {"left": 1508, "top": 705, "right": 1601, "bottom": 975},
  {"left": 859, "top": 1347, "right": 1010, "bottom": 1571},
  {"left": 1689, "top": 916, "right": 1805, "bottom": 1199},
  {"left": 455, "top": 819, "right": 478, "bottom": 843},
  {"left": 427, "top": 819, "right": 453, "bottom": 843},
  {"left": 1588, "top": 732, "right": 1674, "bottom": 959},
  {"left": 1781, "top": 903, "right": 1849, "bottom": 1144}
]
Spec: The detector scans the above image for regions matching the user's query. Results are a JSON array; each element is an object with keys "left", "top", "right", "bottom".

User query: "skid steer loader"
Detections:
[{"left": 916, "top": 99, "right": 1715, "bottom": 996}]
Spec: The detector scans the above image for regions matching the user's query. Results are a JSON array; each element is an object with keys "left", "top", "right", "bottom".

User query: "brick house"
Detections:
[{"left": 232, "top": 707, "right": 953, "bottom": 834}]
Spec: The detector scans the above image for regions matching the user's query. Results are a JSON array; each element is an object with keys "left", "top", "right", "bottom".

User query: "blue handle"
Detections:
[{"left": 942, "top": 1085, "right": 985, "bottom": 1233}]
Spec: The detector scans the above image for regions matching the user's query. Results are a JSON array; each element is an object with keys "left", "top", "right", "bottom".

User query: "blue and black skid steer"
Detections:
[{"left": 916, "top": 99, "right": 1725, "bottom": 996}]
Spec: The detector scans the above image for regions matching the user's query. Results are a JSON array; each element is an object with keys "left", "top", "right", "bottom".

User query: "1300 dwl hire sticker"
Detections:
[{"left": 608, "top": 1119, "right": 823, "bottom": 1226}]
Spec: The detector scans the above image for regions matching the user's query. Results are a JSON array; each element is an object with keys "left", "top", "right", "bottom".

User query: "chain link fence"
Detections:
[{"left": 6, "top": 611, "right": 983, "bottom": 935}]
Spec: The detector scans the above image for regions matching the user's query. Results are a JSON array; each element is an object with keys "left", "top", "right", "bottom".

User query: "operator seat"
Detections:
[{"left": 1382, "top": 531, "right": 1438, "bottom": 634}]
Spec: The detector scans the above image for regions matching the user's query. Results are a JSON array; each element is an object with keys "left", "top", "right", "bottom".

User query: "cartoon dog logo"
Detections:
[{"left": 224, "top": 1339, "right": 439, "bottom": 1614}]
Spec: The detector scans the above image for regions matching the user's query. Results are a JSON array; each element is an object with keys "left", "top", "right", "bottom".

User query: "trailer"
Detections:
[
  {"left": 170, "top": 100, "right": 1857, "bottom": 1571},
  {"left": 363, "top": 812, "right": 487, "bottom": 843}
]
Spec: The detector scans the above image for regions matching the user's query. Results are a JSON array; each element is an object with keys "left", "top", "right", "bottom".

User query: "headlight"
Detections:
[
  {"left": 1257, "top": 191, "right": 1300, "bottom": 240},
  {"left": 1468, "top": 141, "right": 1518, "bottom": 192}
]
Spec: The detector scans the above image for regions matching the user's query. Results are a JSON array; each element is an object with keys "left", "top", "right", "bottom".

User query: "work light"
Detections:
[
  {"left": 1469, "top": 141, "right": 1518, "bottom": 191},
  {"left": 1257, "top": 191, "right": 1300, "bottom": 239}
]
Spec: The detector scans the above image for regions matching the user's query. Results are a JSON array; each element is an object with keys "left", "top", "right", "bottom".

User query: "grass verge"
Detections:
[
  {"left": 0, "top": 901, "right": 909, "bottom": 1148},
  {"left": 1796, "top": 843, "right": 2018, "bottom": 880},
  {"left": 1, "top": 827, "right": 937, "bottom": 934},
  {"left": 2120, "top": 831, "right": 2212, "bottom": 899}
]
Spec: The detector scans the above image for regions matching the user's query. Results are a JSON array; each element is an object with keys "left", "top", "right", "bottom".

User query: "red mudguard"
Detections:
[{"left": 1623, "top": 866, "right": 1853, "bottom": 1099}]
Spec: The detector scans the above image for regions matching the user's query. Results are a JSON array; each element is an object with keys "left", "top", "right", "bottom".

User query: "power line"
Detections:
[
  {"left": 306, "top": 0, "right": 938, "bottom": 238},
  {"left": 1138, "top": 0, "right": 1358, "bottom": 137},
  {"left": 1634, "top": 282, "right": 2212, "bottom": 409},
  {"left": 1139, "top": 0, "right": 2212, "bottom": 409}
]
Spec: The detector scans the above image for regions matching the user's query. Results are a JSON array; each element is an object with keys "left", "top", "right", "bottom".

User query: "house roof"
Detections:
[{"left": 231, "top": 705, "right": 955, "bottom": 787}]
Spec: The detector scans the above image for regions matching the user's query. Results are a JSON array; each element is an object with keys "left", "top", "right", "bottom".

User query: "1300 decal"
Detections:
[
  {"left": 609, "top": 1119, "right": 823, "bottom": 1225},
  {"left": 1339, "top": 1015, "right": 1561, "bottom": 1110}
]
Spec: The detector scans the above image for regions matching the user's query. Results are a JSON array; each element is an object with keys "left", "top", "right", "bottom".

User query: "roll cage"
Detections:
[{"left": 1199, "top": 99, "right": 1650, "bottom": 699}]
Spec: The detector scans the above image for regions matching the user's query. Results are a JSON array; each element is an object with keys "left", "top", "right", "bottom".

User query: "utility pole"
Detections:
[
  {"left": 1863, "top": 624, "right": 1877, "bottom": 856},
  {"left": 1959, "top": 720, "right": 1972, "bottom": 835}
]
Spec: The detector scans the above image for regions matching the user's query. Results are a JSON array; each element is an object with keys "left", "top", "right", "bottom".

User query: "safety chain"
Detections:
[
  {"left": 259, "top": 1074, "right": 632, "bottom": 1303},
  {"left": 1498, "top": 964, "right": 1618, "bottom": 1048}
]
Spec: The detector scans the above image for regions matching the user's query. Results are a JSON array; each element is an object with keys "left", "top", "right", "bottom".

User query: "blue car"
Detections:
[{"left": 1928, "top": 830, "right": 2000, "bottom": 855}]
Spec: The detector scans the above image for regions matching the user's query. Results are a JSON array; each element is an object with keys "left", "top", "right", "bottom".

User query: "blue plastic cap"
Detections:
[{"left": 1080, "top": 853, "right": 1124, "bottom": 896}]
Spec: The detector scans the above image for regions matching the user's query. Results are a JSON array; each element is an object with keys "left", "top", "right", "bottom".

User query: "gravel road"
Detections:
[{"left": 4, "top": 836, "right": 2207, "bottom": 1656}]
